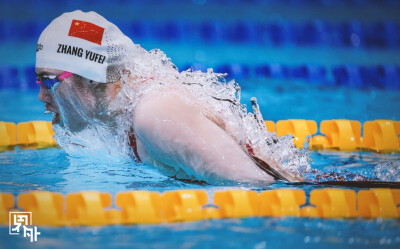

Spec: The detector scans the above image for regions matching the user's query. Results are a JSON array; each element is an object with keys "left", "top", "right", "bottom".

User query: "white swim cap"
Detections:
[{"left": 36, "top": 10, "right": 134, "bottom": 83}]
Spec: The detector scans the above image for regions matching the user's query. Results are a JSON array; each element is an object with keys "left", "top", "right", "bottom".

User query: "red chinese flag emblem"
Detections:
[{"left": 68, "top": 19, "right": 104, "bottom": 45}]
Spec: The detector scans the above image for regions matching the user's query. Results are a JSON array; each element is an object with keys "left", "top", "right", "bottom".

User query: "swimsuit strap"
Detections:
[
  {"left": 128, "top": 128, "right": 142, "bottom": 163},
  {"left": 250, "top": 155, "right": 288, "bottom": 181},
  {"left": 245, "top": 142, "right": 289, "bottom": 181},
  {"left": 285, "top": 181, "right": 400, "bottom": 189}
]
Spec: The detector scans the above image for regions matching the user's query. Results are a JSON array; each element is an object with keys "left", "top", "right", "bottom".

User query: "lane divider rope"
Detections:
[
  {"left": 1, "top": 64, "right": 399, "bottom": 90},
  {"left": 0, "top": 188, "right": 399, "bottom": 226},
  {"left": 1, "top": 19, "right": 399, "bottom": 49},
  {"left": 1, "top": 119, "right": 399, "bottom": 153}
]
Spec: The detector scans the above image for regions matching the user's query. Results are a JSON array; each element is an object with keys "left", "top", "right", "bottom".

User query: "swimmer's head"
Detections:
[
  {"left": 36, "top": 10, "right": 134, "bottom": 83},
  {"left": 36, "top": 10, "right": 131, "bottom": 131},
  {"left": 37, "top": 67, "right": 121, "bottom": 131}
]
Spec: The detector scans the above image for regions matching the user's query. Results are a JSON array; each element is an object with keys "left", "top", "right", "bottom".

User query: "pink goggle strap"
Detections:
[
  {"left": 58, "top": 71, "right": 73, "bottom": 80},
  {"left": 36, "top": 71, "right": 73, "bottom": 84}
]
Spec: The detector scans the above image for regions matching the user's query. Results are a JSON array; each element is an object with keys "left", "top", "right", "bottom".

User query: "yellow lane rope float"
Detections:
[
  {"left": 1, "top": 188, "right": 399, "bottom": 226},
  {"left": 1, "top": 119, "right": 399, "bottom": 152}
]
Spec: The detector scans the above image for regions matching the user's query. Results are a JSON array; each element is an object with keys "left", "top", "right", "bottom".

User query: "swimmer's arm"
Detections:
[{"left": 132, "top": 93, "right": 274, "bottom": 184}]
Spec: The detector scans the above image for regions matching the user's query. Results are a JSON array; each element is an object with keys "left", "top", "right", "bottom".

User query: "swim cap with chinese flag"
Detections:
[
  {"left": 68, "top": 19, "right": 104, "bottom": 45},
  {"left": 36, "top": 10, "right": 135, "bottom": 83}
]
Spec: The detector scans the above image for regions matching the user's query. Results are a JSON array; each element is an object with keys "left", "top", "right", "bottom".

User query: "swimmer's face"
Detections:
[{"left": 37, "top": 68, "right": 121, "bottom": 132}]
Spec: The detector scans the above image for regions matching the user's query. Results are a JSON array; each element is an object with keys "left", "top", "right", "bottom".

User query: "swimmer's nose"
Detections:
[{"left": 38, "top": 85, "right": 52, "bottom": 103}]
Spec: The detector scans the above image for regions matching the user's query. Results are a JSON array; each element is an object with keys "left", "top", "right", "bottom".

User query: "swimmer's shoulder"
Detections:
[
  {"left": 134, "top": 87, "right": 201, "bottom": 122},
  {"left": 131, "top": 89, "right": 202, "bottom": 151}
]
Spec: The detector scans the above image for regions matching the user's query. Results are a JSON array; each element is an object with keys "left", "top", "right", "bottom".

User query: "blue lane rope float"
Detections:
[
  {"left": 1, "top": 64, "right": 399, "bottom": 90},
  {"left": 1, "top": 0, "right": 398, "bottom": 8},
  {"left": 1, "top": 19, "right": 399, "bottom": 48}
]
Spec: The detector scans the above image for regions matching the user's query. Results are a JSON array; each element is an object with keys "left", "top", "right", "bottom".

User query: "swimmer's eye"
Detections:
[
  {"left": 36, "top": 71, "right": 73, "bottom": 91},
  {"left": 36, "top": 74, "right": 58, "bottom": 90}
]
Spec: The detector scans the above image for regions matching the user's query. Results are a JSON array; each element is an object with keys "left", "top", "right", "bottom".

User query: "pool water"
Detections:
[
  {"left": 1, "top": 218, "right": 400, "bottom": 249},
  {"left": 1, "top": 149, "right": 400, "bottom": 249},
  {"left": 1, "top": 143, "right": 400, "bottom": 195},
  {"left": 1, "top": 1, "right": 400, "bottom": 248},
  {"left": 1, "top": 77, "right": 400, "bottom": 123},
  {"left": 1, "top": 145, "right": 400, "bottom": 249},
  {"left": 0, "top": 82, "right": 400, "bottom": 248}
]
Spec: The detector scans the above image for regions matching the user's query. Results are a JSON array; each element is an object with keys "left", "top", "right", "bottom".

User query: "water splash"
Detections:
[
  {"left": 52, "top": 42, "right": 311, "bottom": 183},
  {"left": 53, "top": 123, "right": 132, "bottom": 164}
]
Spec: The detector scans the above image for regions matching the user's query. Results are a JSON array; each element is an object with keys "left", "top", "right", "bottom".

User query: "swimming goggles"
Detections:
[{"left": 36, "top": 71, "right": 73, "bottom": 91}]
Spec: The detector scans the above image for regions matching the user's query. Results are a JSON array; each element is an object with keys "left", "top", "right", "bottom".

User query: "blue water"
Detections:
[
  {"left": 1, "top": 218, "right": 400, "bottom": 249},
  {"left": 1, "top": 45, "right": 400, "bottom": 249},
  {"left": 1, "top": 146, "right": 400, "bottom": 195},
  {"left": 1, "top": 1, "right": 400, "bottom": 248},
  {"left": 0, "top": 146, "right": 400, "bottom": 249},
  {"left": 1, "top": 78, "right": 400, "bottom": 124},
  {"left": 1, "top": 87, "right": 400, "bottom": 249}
]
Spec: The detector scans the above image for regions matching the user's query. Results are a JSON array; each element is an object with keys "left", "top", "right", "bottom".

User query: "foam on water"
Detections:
[{"left": 53, "top": 124, "right": 132, "bottom": 164}]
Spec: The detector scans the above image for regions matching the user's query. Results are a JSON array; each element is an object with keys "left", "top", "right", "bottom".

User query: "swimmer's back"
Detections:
[{"left": 132, "top": 87, "right": 274, "bottom": 184}]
